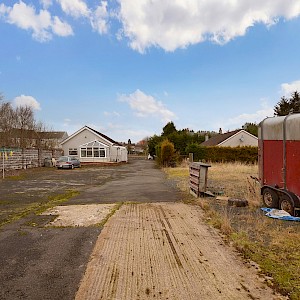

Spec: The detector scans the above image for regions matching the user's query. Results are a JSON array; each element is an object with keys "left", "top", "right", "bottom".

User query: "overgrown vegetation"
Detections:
[
  {"left": 148, "top": 121, "right": 259, "bottom": 167},
  {"left": 0, "top": 190, "right": 79, "bottom": 228},
  {"left": 186, "top": 144, "right": 258, "bottom": 163},
  {"left": 164, "top": 162, "right": 300, "bottom": 299}
]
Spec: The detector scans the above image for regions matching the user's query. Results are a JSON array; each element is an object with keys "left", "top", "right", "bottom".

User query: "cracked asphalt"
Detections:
[{"left": 0, "top": 158, "right": 181, "bottom": 300}]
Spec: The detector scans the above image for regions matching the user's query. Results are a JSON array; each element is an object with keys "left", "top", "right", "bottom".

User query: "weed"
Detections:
[
  {"left": 95, "top": 202, "right": 123, "bottom": 227},
  {"left": 17, "top": 229, "right": 28, "bottom": 236},
  {"left": 163, "top": 162, "right": 300, "bottom": 299},
  {"left": 0, "top": 190, "right": 80, "bottom": 228},
  {"left": 0, "top": 200, "right": 11, "bottom": 205},
  {"left": 35, "top": 190, "right": 80, "bottom": 215}
]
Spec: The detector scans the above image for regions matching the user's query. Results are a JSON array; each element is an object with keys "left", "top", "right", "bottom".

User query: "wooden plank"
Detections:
[
  {"left": 189, "top": 176, "right": 199, "bottom": 185},
  {"left": 190, "top": 169, "right": 200, "bottom": 177},
  {"left": 189, "top": 182, "right": 199, "bottom": 191},
  {"left": 189, "top": 188, "right": 198, "bottom": 198}
]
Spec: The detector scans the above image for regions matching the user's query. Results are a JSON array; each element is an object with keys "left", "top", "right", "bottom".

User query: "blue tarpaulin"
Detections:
[{"left": 261, "top": 208, "right": 300, "bottom": 222}]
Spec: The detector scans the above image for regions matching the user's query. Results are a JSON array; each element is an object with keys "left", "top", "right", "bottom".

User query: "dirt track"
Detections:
[{"left": 76, "top": 202, "right": 284, "bottom": 300}]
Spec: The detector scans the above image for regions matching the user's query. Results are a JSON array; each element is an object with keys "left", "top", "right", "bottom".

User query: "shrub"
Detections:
[{"left": 186, "top": 144, "right": 258, "bottom": 164}]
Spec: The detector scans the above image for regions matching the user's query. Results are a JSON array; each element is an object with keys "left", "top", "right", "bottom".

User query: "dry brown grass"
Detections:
[
  {"left": 164, "top": 162, "right": 300, "bottom": 299},
  {"left": 208, "top": 162, "right": 261, "bottom": 206},
  {"left": 165, "top": 162, "right": 261, "bottom": 207}
]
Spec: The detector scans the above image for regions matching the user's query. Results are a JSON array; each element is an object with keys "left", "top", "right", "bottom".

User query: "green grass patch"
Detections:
[
  {"left": 35, "top": 190, "right": 80, "bottom": 215},
  {"left": 231, "top": 230, "right": 300, "bottom": 299},
  {"left": 4, "top": 175, "right": 26, "bottom": 181},
  {"left": 163, "top": 164, "right": 300, "bottom": 299},
  {"left": 0, "top": 190, "right": 80, "bottom": 228},
  {"left": 0, "top": 200, "right": 11, "bottom": 205},
  {"left": 96, "top": 202, "right": 123, "bottom": 227}
]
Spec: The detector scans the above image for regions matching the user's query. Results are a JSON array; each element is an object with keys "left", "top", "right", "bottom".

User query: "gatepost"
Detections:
[{"left": 0, "top": 147, "right": 14, "bottom": 179}]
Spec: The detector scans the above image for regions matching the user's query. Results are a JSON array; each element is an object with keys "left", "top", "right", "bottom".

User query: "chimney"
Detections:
[
  {"left": 205, "top": 134, "right": 209, "bottom": 141},
  {"left": 219, "top": 128, "right": 222, "bottom": 134}
]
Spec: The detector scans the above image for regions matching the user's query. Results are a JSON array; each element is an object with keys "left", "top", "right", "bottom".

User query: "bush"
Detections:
[
  {"left": 186, "top": 144, "right": 258, "bottom": 164},
  {"left": 156, "top": 139, "right": 177, "bottom": 167}
]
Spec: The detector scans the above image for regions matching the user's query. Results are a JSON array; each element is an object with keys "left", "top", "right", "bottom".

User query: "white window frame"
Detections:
[
  {"left": 68, "top": 148, "right": 78, "bottom": 156},
  {"left": 79, "top": 140, "right": 108, "bottom": 158}
]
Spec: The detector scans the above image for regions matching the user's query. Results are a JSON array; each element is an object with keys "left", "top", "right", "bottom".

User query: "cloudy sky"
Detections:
[{"left": 1, "top": 0, "right": 300, "bottom": 142}]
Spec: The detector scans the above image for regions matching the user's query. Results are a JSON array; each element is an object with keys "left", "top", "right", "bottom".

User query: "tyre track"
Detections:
[{"left": 76, "top": 203, "right": 286, "bottom": 300}]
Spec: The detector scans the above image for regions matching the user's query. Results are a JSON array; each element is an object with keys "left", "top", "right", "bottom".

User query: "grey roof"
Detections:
[
  {"left": 86, "top": 126, "right": 122, "bottom": 146},
  {"left": 201, "top": 130, "right": 241, "bottom": 146}
]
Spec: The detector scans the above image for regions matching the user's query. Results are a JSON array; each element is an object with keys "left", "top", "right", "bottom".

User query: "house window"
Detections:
[
  {"left": 80, "top": 146, "right": 106, "bottom": 158},
  {"left": 87, "top": 147, "right": 93, "bottom": 157},
  {"left": 81, "top": 148, "right": 86, "bottom": 157},
  {"left": 100, "top": 148, "right": 105, "bottom": 157},
  {"left": 69, "top": 148, "right": 78, "bottom": 156}
]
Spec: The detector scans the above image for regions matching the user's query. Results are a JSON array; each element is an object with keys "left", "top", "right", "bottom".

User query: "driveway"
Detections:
[
  {"left": 0, "top": 159, "right": 181, "bottom": 300},
  {"left": 0, "top": 159, "right": 285, "bottom": 300}
]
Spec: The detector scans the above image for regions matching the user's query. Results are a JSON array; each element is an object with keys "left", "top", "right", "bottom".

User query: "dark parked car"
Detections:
[{"left": 56, "top": 156, "right": 81, "bottom": 169}]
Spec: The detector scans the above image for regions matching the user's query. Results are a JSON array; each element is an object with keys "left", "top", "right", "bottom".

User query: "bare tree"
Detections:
[
  {"left": 0, "top": 93, "right": 54, "bottom": 149},
  {"left": 15, "top": 105, "right": 36, "bottom": 148},
  {"left": 0, "top": 97, "right": 15, "bottom": 147}
]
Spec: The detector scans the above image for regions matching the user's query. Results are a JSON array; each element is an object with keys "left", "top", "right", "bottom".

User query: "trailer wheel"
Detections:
[
  {"left": 262, "top": 188, "right": 279, "bottom": 208},
  {"left": 280, "top": 196, "right": 294, "bottom": 216}
]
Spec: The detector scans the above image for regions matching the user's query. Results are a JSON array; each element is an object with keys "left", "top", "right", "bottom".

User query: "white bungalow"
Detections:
[
  {"left": 60, "top": 126, "right": 127, "bottom": 163},
  {"left": 201, "top": 129, "right": 258, "bottom": 147}
]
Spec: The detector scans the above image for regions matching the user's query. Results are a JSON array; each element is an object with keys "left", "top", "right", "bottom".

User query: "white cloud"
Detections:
[
  {"left": 281, "top": 80, "right": 300, "bottom": 96},
  {"left": 57, "top": 0, "right": 90, "bottom": 18},
  {"left": 40, "top": 0, "right": 52, "bottom": 9},
  {"left": 223, "top": 99, "right": 273, "bottom": 129},
  {"left": 119, "top": 89, "right": 175, "bottom": 123},
  {"left": 13, "top": 95, "right": 41, "bottom": 111},
  {"left": 117, "top": 0, "right": 300, "bottom": 52},
  {"left": 0, "top": 4, "right": 9, "bottom": 14},
  {"left": 0, "top": 1, "right": 73, "bottom": 41},
  {"left": 104, "top": 111, "right": 120, "bottom": 117},
  {"left": 5, "top": 1, "right": 52, "bottom": 42},
  {"left": 52, "top": 16, "right": 73, "bottom": 36},
  {"left": 90, "top": 1, "right": 109, "bottom": 34}
]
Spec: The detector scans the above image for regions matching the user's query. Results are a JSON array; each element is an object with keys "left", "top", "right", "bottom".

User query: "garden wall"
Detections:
[{"left": 0, "top": 148, "right": 63, "bottom": 170}]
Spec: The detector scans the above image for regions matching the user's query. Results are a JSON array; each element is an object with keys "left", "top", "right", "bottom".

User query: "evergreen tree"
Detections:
[
  {"left": 242, "top": 122, "right": 258, "bottom": 137},
  {"left": 274, "top": 91, "right": 300, "bottom": 116},
  {"left": 162, "top": 121, "right": 177, "bottom": 136}
]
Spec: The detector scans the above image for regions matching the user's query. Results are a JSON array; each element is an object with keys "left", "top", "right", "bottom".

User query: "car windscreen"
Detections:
[{"left": 58, "top": 157, "right": 68, "bottom": 162}]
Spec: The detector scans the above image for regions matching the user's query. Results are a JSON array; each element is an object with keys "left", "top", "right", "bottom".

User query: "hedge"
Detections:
[{"left": 186, "top": 144, "right": 258, "bottom": 164}]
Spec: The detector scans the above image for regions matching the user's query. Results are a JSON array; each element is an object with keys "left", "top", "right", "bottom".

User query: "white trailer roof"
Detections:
[{"left": 259, "top": 114, "right": 300, "bottom": 140}]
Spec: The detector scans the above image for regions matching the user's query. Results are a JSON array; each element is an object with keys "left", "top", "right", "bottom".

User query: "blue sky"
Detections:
[{"left": 1, "top": 1, "right": 300, "bottom": 143}]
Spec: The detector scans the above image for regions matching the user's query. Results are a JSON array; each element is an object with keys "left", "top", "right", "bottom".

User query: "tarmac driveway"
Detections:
[{"left": 0, "top": 159, "right": 181, "bottom": 300}]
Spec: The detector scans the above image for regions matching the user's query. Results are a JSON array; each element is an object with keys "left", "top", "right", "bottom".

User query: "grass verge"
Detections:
[{"left": 164, "top": 162, "right": 300, "bottom": 299}]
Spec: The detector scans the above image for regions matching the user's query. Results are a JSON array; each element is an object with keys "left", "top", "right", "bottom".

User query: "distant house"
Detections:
[
  {"left": 201, "top": 129, "right": 258, "bottom": 147},
  {"left": 60, "top": 126, "right": 128, "bottom": 163},
  {"left": 38, "top": 131, "right": 68, "bottom": 149},
  {"left": 0, "top": 129, "right": 67, "bottom": 149}
]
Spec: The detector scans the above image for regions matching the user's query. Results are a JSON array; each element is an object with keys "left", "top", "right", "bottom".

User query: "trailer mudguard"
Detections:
[{"left": 261, "top": 185, "right": 300, "bottom": 209}]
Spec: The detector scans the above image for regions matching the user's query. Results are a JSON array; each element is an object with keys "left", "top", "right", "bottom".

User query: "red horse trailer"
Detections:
[{"left": 259, "top": 114, "right": 300, "bottom": 216}]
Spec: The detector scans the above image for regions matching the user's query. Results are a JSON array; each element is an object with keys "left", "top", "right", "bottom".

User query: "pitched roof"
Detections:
[
  {"left": 0, "top": 129, "right": 67, "bottom": 140},
  {"left": 60, "top": 125, "right": 122, "bottom": 146},
  {"left": 38, "top": 131, "right": 68, "bottom": 140},
  {"left": 86, "top": 126, "right": 121, "bottom": 146},
  {"left": 201, "top": 129, "right": 241, "bottom": 146}
]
